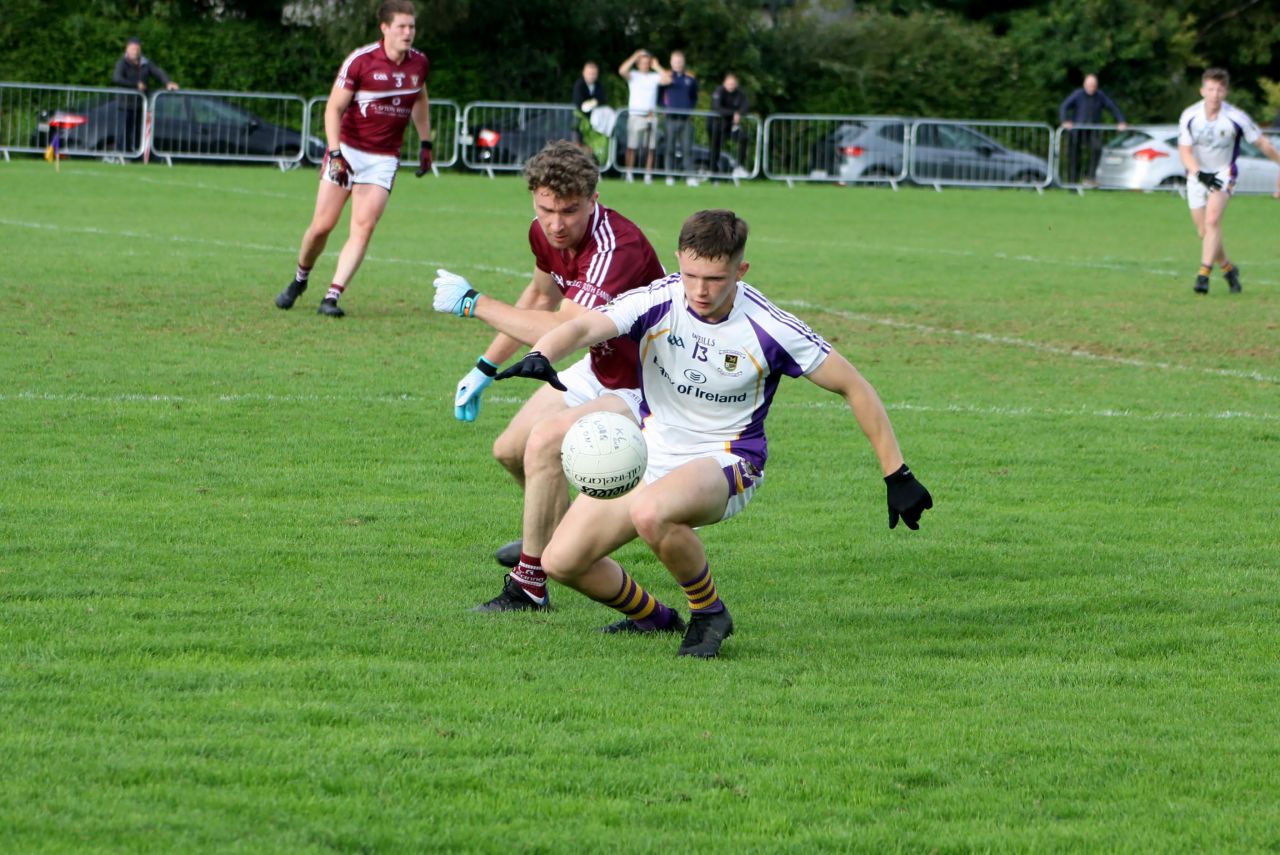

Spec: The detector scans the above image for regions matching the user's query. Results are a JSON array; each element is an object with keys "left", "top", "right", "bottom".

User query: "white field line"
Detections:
[
  {"left": 0, "top": 217, "right": 527, "bottom": 279},
  {"left": 2, "top": 218, "right": 1273, "bottom": 383},
  {"left": 4, "top": 391, "right": 1277, "bottom": 423},
  {"left": 781, "top": 299, "right": 1280, "bottom": 385}
]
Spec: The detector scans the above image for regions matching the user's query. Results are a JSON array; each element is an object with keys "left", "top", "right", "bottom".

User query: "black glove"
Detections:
[
  {"left": 493, "top": 351, "right": 567, "bottom": 391},
  {"left": 885, "top": 463, "right": 932, "bottom": 530},
  {"left": 1196, "top": 170, "right": 1223, "bottom": 191},
  {"left": 415, "top": 140, "right": 433, "bottom": 177}
]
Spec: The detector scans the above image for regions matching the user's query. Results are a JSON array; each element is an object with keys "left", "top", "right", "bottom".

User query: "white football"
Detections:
[{"left": 560, "top": 411, "right": 648, "bottom": 499}]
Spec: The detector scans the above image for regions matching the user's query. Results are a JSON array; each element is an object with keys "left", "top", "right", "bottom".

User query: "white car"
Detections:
[{"left": 1095, "top": 124, "right": 1280, "bottom": 193}]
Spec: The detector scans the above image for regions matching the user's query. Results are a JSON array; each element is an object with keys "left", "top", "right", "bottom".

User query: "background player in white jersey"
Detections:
[
  {"left": 430, "top": 141, "right": 665, "bottom": 613},
  {"left": 1177, "top": 68, "right": 1280, "bottom": 295},
  {"left": 494, "top": 210, "right": 933, "bottom": 658},
  {"left": 275, "top": 0, "right": 433, "bottom": 317}
]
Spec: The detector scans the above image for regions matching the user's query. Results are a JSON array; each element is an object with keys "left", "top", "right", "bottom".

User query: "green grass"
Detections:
[{"left": 2, "top": 159, "right": 1278, "bottom": 853}]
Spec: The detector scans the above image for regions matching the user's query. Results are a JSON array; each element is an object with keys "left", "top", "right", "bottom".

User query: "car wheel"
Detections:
[
  {"left": 1158, "top": 175, "right": 1186, "bottom": 189},
  {"left": 1010, "top": 170, "right": 1043, "bottom": 184}
]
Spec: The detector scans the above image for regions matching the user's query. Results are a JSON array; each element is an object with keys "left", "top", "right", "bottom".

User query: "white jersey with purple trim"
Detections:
[
  {"left": 1178, "top": 100, "right": 1262, "bottom": 173},
  {"left": 601, "top": 273, "right": 831, "bottom": 471}
]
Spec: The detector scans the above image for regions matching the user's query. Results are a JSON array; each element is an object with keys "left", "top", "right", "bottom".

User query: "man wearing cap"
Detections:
[{"left": 112, "top": 37, "right": 180, "bottom": 153}]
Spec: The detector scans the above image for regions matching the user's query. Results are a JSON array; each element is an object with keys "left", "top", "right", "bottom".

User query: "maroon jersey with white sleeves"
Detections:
[
  {"left": 528, "top": 203, "right": 664, "bottom": 390},
  {"left": 334, "top": 41, "right": 429, "bottom": 156}
]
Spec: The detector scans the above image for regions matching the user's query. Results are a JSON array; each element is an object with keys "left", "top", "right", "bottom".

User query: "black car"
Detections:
[
  {"left": 468, "top": 107, "right": 578, "bottom": 166},
  {"left": 32, "top": 94, "right": 322, "bottom": 160}
]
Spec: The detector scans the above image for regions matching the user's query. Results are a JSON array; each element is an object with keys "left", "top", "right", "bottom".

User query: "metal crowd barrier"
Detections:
[
  {"left": 1053, "top": 123, "right": 1131, "bottom": 191},
  {"left": 304, "top": 96, "right": 460, "bottom": 171},
  {"left": 460, "top": 101, "right": 603, "bottom": 175},
  {"left": 763, "top": 113, "right": 909, "bottom": 187},
  {"left": 0, "top": 82, "right": 147, "bottom": 160},
  {"left": 147, "top": 89, "right": 311, "bottom": 166},
  {"left": 909, "top": 119, "right": 1053, "bottom": 190},
  {"left": 608, "top": 106, "right": 760, "bottom": 183}
]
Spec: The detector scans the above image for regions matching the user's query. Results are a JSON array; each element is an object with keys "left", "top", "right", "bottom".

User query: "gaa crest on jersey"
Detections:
[{"left": 719, "top": 350, "right": 743, "bottom": 376}]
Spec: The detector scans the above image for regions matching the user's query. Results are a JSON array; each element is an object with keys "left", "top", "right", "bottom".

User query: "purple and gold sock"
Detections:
[
  {"left": 681, "top": 564, "right": 725, "bottom": 615},
  {"left": 593, "top": 569, "right": 676, "bottom": 630}
]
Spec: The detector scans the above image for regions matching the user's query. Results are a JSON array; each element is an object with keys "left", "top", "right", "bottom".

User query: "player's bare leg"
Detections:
[
  {"left": 521, "top": 395, "right": 634, "bottom": 557},
  {"left": 318, "top": 183, "right": 390, "bottom": 316},
  {"left": 1190, "top": 191, "right": 1232, "bottom": 294},
  {"left": 541, "top": 486, "right": 683, "bottom": 635},
  {"left": 628, "top": 458, "right": 736, "bottom": 657},
  {"left": 277, "top": 179, "right": 349, "bottom": 310}
]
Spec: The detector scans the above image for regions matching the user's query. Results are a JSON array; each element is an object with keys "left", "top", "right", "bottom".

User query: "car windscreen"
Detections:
[{"left": 1104, "top": 130, "right": 1155, "bottom": 149}]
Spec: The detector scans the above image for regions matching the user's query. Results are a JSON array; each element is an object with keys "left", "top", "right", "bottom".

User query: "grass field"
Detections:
[{"left": 2, "top": 158, "right": 1278, "bottom": 853}]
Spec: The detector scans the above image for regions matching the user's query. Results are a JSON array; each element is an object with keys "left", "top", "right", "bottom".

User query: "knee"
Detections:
[
  {"left": 524, "top": 422, "right": 565, "bottom": 474},
  {"left": 541, "top": 541, "right": 584, "bottom": 584},
  {"left": 492, "top": 432, "right": 523, "bottom": 474},
  {"left": 629, "top": 498, "right": 667, "bottom": 546}
]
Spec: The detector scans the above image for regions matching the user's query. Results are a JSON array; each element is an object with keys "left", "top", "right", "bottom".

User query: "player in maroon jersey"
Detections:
[
  {"left": 430, "top": 141, "right": 665, "bottom": 613},
  {"left": 275, "top": 0, "right": 433, "bottom": 318}
]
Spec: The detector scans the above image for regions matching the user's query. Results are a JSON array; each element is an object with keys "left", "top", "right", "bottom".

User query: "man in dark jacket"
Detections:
[
  {"left": 708, "top": 72, "right": 749, "bottom": 177},
  {"left": 111, "top": 37, "right": 180, "bottom": 153},
  {"left": 1059, "top": 73, "right": 1126, "bottom": 185}
]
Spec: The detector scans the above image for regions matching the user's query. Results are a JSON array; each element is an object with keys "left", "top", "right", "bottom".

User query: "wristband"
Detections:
[
  {"left": 459, "top": 289, "right": 479, "bottom": 318},
  {"left": 327, "top": 148, "right": 342, "bottom": 160},
  {"left": 884, "top": 463, "right": 911, "bottom": 483},
  {"left": 475, "top": 356, "right": 498, "bottom": 377},
  {"left": 421, "top": 140, "right": 433, "bottom": 150}
]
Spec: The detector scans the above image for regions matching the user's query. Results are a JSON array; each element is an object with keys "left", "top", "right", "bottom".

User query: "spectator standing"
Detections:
[
  {"left": 1059, "top": 73, "right": 1127, "bottom": 185},
  {"left": 708, "top": 73, "right": 749, "bottom": 177},
  {"left": 111, "top": 36, "right": 179, "bottom": 153},
  {"left": 571, "top": 61, "right": 607, "bottom": 116},
  {"left": 660, "top": 51, "right": 698, "bottom": 183},
  {"left": 570, "top": 61, "right": 607, "bottom": 153},
  {"left": 619, "top": 49, "right": 668, "bottom": 183}
]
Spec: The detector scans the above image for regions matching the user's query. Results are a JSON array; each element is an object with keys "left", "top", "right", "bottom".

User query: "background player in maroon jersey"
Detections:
[
  {"left": 430, "top": 141, "right": 665, "bottom": 613},
  {"left": 275, "top": 0, "right": 433, "bottom": 318}
]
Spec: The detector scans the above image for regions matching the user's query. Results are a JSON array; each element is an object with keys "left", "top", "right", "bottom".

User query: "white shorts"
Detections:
[
  {"left": 643, "top": 444, "right": 762, "bottom": 523},
  {"left": 1186, "top": 166, "right": 1235, "bottom": 209},
  {"left": 559, "top": 355, "right": 643, "bottom": 422},
  {"left": 323, "top": 143, "right": 399, "bottom": 192},
  {"left": 626, "top": 113, "right": 657, "bottom": 150}
]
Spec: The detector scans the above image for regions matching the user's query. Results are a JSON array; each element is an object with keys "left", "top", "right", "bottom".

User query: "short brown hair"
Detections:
[
  {"left": 378, "top": 0, "right": 415, "bottom": 25},
  {"left": 1203, "top": 68, "right": 1230, "bottom": 86},
  {"left": 524, "top": 140, "right": 599, "bottom": 199},
  {"left": 678, "top": 210, "right": 749, "bottom": 261}
]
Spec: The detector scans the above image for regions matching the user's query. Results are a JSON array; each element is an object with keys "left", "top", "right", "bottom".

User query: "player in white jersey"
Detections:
[
  {"left": 1177, "top": 68, "right": 1280, "bottom": 294},
  {"left": 494, "top": 210, "right": 933, "bottom": 658}
]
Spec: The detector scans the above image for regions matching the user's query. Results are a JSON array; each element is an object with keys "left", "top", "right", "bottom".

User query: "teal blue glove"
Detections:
[
  {"left": 433, "top": 268, "right": 481, "bottom": 318},
  {"left": 455, "top": 357, "right": 498, "bottom": 422}
]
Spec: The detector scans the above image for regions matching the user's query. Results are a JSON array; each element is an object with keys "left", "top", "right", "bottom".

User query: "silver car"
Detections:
[{"left": 1095, "top": 124, "right": 1280, "bottom": 193}]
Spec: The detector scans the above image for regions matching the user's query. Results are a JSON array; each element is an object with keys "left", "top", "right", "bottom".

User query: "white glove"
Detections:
[{"left": 432, "top": 268, "right": 480, "bottom": 317}]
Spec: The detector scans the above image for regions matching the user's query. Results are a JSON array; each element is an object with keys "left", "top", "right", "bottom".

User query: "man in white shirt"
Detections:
[
  {"left": 1177, "top": 68, "right": 1280, "bottom": 294},
  {"left": 618, "top": 49, "right": 669, "bottom": 182},
  {"left": 494, "top": 210, "right": 934, "bottom": 658}
]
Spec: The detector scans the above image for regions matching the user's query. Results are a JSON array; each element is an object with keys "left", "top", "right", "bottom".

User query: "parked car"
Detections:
[
  {"left": 32, "top": 94, "right": 322, "bottom": 160},
  {"left": 1094, "top": 124, "right": 1280, "bottom": 193},
  {"left": 832, "top": 120, "right": 1049, "bottom": 185}
]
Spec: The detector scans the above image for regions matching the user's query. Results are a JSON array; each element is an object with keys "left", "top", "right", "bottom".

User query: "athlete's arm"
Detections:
[
  {"left": 473, "top": 279, "right": 594, "bottom": 349},
  {"left": 325, "top": 84, "right": 354, "bottom": 152},
  {"left": 1255, "top": 134, "right": 1280, "bottom": 167},
  {"left": 411, "top": 83, "right": 431, "bottom": 143},
  {"left": 526, "top": 308, "right": 619, "bottom": 364},
  {"left": 805, "top": 350, "right": 905, "bottom": 477},
  {"left": 1178, "top": 143, "right": 1199, "bottom": 175},
  {"left": 477, "top": 268, "right": 565, "bottom": 366}
]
